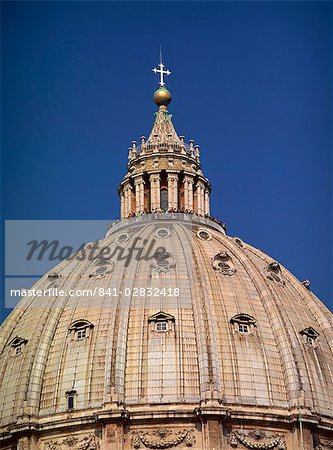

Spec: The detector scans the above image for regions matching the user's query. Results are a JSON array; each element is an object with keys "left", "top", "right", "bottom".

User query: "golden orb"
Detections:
[{"left": 153, "top": 86, "right": 172, "bottom": 107}]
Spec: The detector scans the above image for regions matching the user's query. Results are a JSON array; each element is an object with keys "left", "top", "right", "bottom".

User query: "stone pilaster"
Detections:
[
  {"left": 123, "top": 186, "right": 128, "bottom": 218},
  {"left": 120, "top": 190, "right": 125, "bottom": 218},
  {"left": 134, "top": 176, "right": 144, "bottom": 214},
  {"left": 104, "top": 423, "right": 124, "bottom": 449},
  {"left": 188, "top": 177, "right": 194, "bottom": 211},
  {"left": 150, "top": 174, "right": 160, "bottom": 211},
  {"left": 183, "top": 175, "right": 194, "bottom": 211},
  {"left": 140, "top": 180, "right": 145, "bottom": 211},
  {"left": 183, "top": 177, "right": 189, "bottom": 210},
  {"left": 123, "top": 182, "right": 132, "bottom": 218},
  {"left": 167, "top": 173, "right": 178, "bottom": 209},
  {"left": 204, "top": 189, "right": 210, "bottom": 215},
  {"left": 196, "top": 181, "right": 205, "bottom": 215},
  {"left": 17, "top": 435, "right": 38, "bottom": 450},
  {"left": 206, "top": 420, "right": 222, "bottom": 450}
]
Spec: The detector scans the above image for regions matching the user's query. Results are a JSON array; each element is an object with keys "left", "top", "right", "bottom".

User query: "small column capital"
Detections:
[
  {"left": 124, "top": 181, "right": 132, "bottom": 191},
  {"left": 167, "top": 172, "right": 178, "bottom": 182},
  {"left": 133, "top": 175, "right": 144, "bottom": 186},
  {"left": 183, "top": 175, "right": 194, "bottom": 185},
  {"left": 150, "top": 173, "right": 160, "bottom": 183}
]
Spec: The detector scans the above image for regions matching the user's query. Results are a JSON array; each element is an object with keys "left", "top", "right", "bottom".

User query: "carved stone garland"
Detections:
[
  {"left": 314, "top": 436, "right": 333, "bottom": 450},
  {"left": 265, "top": 261, "right": 285, "bottom": 286},
  {"left": 228, "top": 429, "right": 286, "bottom": 449},
  {"left": 47, "top": 272, "right": 62, "bottom": 288},
  {"left": 131, "top": 428, "right": 195, "bottom": 448},
  {"left": 150, "top": 250, "right": 176, "bottom": 273},
  {"left": 44, "top": 434, "right": 100, "bottom": 450},
  {"left": 89, "top": 258, "right": 114, "bottom": 279}
]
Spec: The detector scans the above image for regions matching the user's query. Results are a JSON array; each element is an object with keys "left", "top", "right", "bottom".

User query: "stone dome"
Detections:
[
  {"left": 1, "top": 66, "right": 332, "bottom": 449},
  {"left": 0, "top": 214, "right": 332, "bottom": 449}
]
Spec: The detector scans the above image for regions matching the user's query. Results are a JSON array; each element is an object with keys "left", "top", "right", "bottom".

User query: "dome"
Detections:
[
  {"left": 1, "top": 215, "right": 333, "bottom": 449},
  {"left": 1, "top": 63, "right": 333, "bottom": 450}
]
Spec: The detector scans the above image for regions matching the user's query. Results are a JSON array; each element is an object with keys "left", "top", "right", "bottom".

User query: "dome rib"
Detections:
[
  {"left": 209, "top": 234, "right": 285, "bottom": 407},
  {"left": 221, "top": 237, "right": 301, "bottom": 406},
  {"left": 244, "top": 244, "right": 333, "bottom": 415},
  {"left": 191, "top": 238, "right": 223, "bottom": 402}
]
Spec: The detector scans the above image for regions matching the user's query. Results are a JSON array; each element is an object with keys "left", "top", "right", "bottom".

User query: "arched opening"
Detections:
[
  {"left": 160, "top": 188, "right": 168, "bottom": 210},
  {"left": 160, "top": 170, "right": 168, "bottom": 210}
]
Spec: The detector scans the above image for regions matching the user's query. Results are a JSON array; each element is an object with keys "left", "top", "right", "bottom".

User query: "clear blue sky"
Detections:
[{"left": 1, "top": 1, "right": 332, "bottom": 321}]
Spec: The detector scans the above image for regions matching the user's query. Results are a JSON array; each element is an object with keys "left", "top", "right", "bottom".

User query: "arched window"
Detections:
[
  {"left": 160, "top": 188, "right": 168, "bottom": 210},
  {"left": 68, "top": 320, "right": 94, "bottom": 340},
  {"left": 230, "top": 314, "right": 257, "bottom": 335},
  {"left": 9, "top": 336, "right": 28, "bottom": 356}
]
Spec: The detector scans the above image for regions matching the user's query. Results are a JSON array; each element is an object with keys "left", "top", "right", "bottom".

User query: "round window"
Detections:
[
  {"left": 156, "top": 228, "right": 171, "bottom": 239},
  {"left": 117, "top": 233, "right": 129, "bottom": 244},
  {"left": 234, "top": 237, "right": 243, "bottom": 247},
  {"left": 197, "top": 229, "right": 212, "bottom": 241}
]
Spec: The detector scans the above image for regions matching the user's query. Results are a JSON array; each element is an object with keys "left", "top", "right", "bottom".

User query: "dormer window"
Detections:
[
  {"left": 300, "top": 327, "right": 319, "bottom": 347},
  {"left": 68, "top": 320, "right": 94, "bottom": 340},
  {"left": 230, "top": 314, "right": 256, "bottom": 336},
  {"left": 148, "top": 312, "right": 175, "bottom": 333},
  {"left": 65, "top": 390, "right": 77, "bottom": 410},
  {"left": 9, "top": 336, "right": 28, "bottom": 356}
]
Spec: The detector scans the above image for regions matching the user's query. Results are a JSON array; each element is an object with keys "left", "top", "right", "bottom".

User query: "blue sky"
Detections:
[{"left": 1, "top": 1, "right": 332, "bottom": 320}]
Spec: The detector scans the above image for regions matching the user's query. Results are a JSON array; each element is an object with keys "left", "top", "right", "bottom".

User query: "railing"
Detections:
[
  {"left": 135, "top": 142, "right": 191, "bottom": 154},
  {"left": 106, "top": 213, "right": 225, "bottom": 237}
]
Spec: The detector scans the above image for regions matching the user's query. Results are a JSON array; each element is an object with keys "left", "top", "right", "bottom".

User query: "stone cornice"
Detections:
[{"left": 2, "top": 405, "right": 332, "bottom": 442}]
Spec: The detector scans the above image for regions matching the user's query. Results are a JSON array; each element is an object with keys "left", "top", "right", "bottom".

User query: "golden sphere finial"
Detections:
[{"left": 153, "top": 86, "right": 172, "bottom": 107}]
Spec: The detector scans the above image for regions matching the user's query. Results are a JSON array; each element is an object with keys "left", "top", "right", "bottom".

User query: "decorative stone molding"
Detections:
[
  {"left": 265, "top": 261, "right": 285, "bottom": 286},
  {"left": 131, "top": 428, "right": 195, "bottom": 448},
  {"left": 17, "top": 437, "right": 30, "bottom": 450},
  {"left": 117, "top": 232, "right": 130, "bottom": 244},
  {"left": 302, "top": 279, "right": 311, "bottom": 289},
  {"left": 228, "top": 429, "right": 286, "bottom": 449},
  {"left": 300, "top": 327, "right": 320, "bottom": 347},
  {"left": 212, "top": 251, "right": 237, "bottom": 276},
  {"left": 89, "top": 258, "right": 114, "bottom": 279},
  {"left": 151, "top": 250, "right": 175, "bottom": 273},
  {"left": 47, "top": 271, "right": 62, "bottom": 288},
  {"left": 44, "top": 434, "right": 100, "bottom": 450},
  {"left": 47, "top": 272, "right": 61, "bottom": 280},
  {"left": 314, "top": 436, "right": 333, "bottom": 449},
  {"left": 167, "top": 174, "right": 178, "bottom": 183},
  {"left": 150, "top": 175, "right": 161, "bottom": 184}
]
